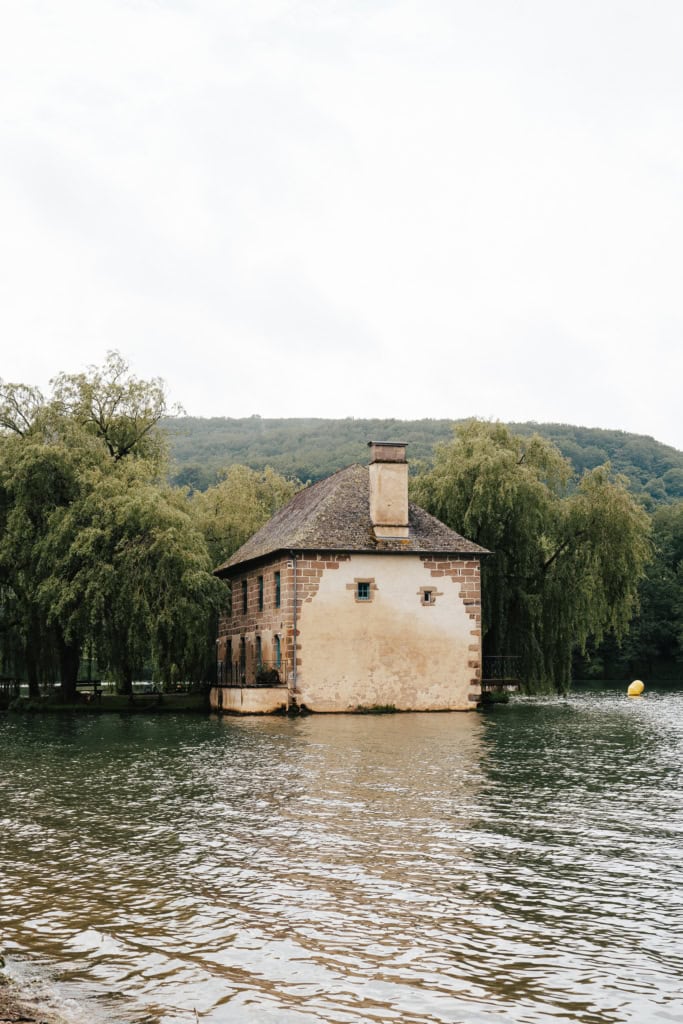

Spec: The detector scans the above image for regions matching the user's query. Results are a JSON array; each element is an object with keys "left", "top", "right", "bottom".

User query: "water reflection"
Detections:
[{"left": 1, "top": 688, "right": 682, "bottom": 1023}]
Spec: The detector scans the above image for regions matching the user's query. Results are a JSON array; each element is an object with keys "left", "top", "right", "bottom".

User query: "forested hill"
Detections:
[{"left": 163, "top": 416, "right": 683, "bottom": 506}]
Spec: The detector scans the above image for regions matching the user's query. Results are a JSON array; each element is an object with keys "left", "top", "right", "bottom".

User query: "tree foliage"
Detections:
[
  {"left": 40, "top": 465, "right": 224, "bottom": 691},
  {"left": 0, "top": 382, "right": 45, "bottom": 436},
  {"left": 0, "top": 355, "right": 221, "bottom": 697},
  {"left": 51, "top": 351, "right": 172, "bottom": 466},
  {"left": 162, "top": 414, "right": 683, "bottom": 504},
  {"left": 191, "top": 464, "right": 300, "bottom": 568},
  {"left": 411, "top": 420, "right": 652, "bottom": 693},
  {"left": 0, "top": 422, "right": 101, "bottom": 698},
  {"left": 613, "top": 501, "right": 683, "bottom": 673}
]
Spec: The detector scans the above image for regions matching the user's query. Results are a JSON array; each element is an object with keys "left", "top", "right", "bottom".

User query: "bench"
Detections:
[{"left": 76, "top": 682, "right": 104, "bottom": 703}]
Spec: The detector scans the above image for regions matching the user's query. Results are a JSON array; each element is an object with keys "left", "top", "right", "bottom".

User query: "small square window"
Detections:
[
  {"left": 424, "top": 590, "right": 433, "bottom": 603},
  {"left": 349, "top": 577, "right": 376, "bottom": 602}
]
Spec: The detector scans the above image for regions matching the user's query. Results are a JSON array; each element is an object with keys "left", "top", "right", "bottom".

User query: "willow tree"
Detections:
[
  {"left": 192, "top": 464, "right": 300, "bottom": 567},
  {"left": 40, "top": 463, "right": 226, "bottom": 693},
  {"left": 618, "top": 500, "right": 683, "bottom": 672},
  {"left": 411, "top": 420, "right": 652, "bottom": 693},
  {"left": 0, "top": 355, "right": 220, "bottom": 698},
  {"left": 50, "top": 350, "right": 172, "bottom": 466},
  {"left": 0, "top": 418, "right": 103, "bottom": 699}
]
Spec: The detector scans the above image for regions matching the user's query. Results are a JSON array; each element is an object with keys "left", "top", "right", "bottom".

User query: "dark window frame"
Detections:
[{"left": 419, "top": 586, "right": 439, "bottom": 606}]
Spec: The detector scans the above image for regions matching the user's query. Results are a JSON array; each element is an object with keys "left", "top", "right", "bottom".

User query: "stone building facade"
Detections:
[{"left": 212, "top": 443, "right": 488, "bottom": 714}]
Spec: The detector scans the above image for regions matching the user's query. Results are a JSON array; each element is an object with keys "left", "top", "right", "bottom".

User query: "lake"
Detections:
[{"left": 1, "top": 685, "right": 682, "bottom": 1023}]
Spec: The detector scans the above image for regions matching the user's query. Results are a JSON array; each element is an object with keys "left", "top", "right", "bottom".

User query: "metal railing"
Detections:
[
  {"left": 215, "top": 660, "right": 287, "bottom": 688},
  {"left": 481, "top": 655, "right": 520, "bottom": 689},
  {"left": 0, "top": 678, "right": 21, "bottom": 703}
]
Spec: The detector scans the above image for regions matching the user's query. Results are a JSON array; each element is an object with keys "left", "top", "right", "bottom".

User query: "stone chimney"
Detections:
[{"left": 368, "top": 442, "right": 409, "bottom": 539}]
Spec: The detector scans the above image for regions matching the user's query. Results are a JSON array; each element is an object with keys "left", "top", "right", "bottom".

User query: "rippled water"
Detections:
[{"left": 1, "top": 686, "right": 683, "bottom": 1023}]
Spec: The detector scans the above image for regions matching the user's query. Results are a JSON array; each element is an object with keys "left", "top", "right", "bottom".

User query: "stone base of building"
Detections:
[
  {"left": 210, "top": 685, "right": 481, "bottom": 715},
  {"left": 298, "top": 696, "right": 481, "bottom": 713},
  {"left": 210, "top": 685, "right": 289, "bottom": 715}
]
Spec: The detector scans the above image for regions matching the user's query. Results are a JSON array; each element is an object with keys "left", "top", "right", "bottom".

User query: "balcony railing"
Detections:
[
  {"left": 215, "top": 660, "right": 287, "bottom": 688},
  {"left": 481, "top": 655, "right": 520, "bottom": 690}
]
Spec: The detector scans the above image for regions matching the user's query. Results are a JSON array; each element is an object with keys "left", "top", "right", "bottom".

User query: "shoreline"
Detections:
[
  {"left": 0, "top": 972, "right": 70, "bottom": 1024},
  {"left": 3, "top": 692, "right": 208, "bottom": 715}
]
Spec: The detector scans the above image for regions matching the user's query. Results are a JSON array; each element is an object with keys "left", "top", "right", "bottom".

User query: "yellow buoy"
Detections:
[{"left": 627, "top": 679, "right": 645, "bottom": 697}]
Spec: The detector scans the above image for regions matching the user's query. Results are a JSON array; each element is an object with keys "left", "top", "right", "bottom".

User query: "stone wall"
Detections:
[
  {"left": 216, "top": 555, "right": 296, "bottom": 684},
  {"left": 209, "top": 684, "right": 288, "bottom": 715}
]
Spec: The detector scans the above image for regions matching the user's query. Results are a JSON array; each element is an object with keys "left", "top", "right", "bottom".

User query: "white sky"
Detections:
[{"left": 1, "top": 0, "right": 682, "bottom": 449}]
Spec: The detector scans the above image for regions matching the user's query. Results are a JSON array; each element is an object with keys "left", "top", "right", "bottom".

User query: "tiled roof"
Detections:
[{"left": 215, "top": 464, "right": 489, "bottom": 575}]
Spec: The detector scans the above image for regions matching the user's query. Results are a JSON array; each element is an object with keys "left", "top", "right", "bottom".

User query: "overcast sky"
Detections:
[{"left": 1, "top": 0, "right": 682, "bottom": 449}]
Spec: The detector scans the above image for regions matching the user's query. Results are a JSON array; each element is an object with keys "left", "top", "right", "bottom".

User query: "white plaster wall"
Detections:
[{"left": 295, "top": 555, "right": 479, "bottom": 712}]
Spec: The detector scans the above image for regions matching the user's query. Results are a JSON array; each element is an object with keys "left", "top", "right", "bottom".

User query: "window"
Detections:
[
  {"left": 258, "top": 575, "right": 264, "bottom": 611},
  {"left": 419, "top": 586, "right": 439, "bottom": 606},
  {"left": 275, "top": 571, "right": 281, "bottom": 608},
  {"left": 256, "top": 635, "right": 262, "bottom": 668},
  {"left": 423, "top": 589, "right": 434, "bottom": 604},
  {"left": 226, "top": 585, "right": 232, "bottom": 617},
  {"left": 242, "top": 579, "right": 248, "bottom": 614},
  {"left": 274, "top": 634, "right": 281, "bottom": 668},
  {"left": 349, "top": 577, "right": 376, "bottom": 602}
]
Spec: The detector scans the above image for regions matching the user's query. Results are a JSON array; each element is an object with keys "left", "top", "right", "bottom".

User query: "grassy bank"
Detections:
[{"left": 8, "top": 692, "right": 209, "bottom": 715}]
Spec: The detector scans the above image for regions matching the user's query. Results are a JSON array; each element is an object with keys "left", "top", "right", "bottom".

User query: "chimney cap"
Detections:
[{"left": 367, "top": 441, "right": 408, "bottom": 464}]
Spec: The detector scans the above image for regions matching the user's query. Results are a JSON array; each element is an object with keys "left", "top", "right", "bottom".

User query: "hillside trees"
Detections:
[
  {"left": 0, "top": 357, "right": 223, "bottom": 697},
  {"left": 162, "top": 415, "right": 683, "bottom": 502},
  {"left": 411, "top": 421, "right": 652, "bottom": 693}
]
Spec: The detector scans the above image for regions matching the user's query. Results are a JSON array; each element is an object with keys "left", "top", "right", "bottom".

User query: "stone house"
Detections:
[{"left": 211, "top": 442, "right": 488, "bottom": 714}]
